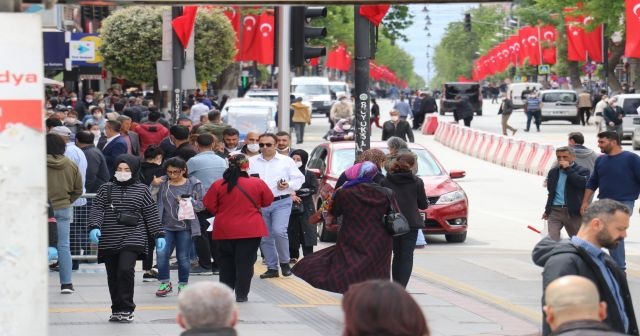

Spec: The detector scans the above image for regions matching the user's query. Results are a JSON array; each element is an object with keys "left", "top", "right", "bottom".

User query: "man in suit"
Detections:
[
  {"left": 99, "top": 120, "right": 128, "bottom": 174},
  {"left": 117, "top": 115, "right": 140, "bottom": 156}
]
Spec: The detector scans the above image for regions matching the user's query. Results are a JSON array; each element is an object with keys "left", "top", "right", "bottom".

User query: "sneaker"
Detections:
[
  {"left": 236, "top": 296, "right": 248, "bottom": 303},
  {"left": 108, "top": 313, "right": 121, "bottom": 322},
  {"left": 260, "top": 269, "right": 279, "bottom": 279},
  {"left": 60, "top": 284, "right": 74, "bottom": 294},
  {"left": 190, "top": 265, "right": 212, "bottom": 276},
  {"left": 155, "top": 282, "right": 173, "bottom": 297},
  {"left": 280, "top": 263, "right": 292, "bottom": 277},
  {"left": 143, "top": 271, "right": 158, "bottom": 282},
  {"left": 178, "top": 283, "right": 187, "bottom": 293},
  {"left": 116, "top": 312, "right": 134, "bottom": 323}
]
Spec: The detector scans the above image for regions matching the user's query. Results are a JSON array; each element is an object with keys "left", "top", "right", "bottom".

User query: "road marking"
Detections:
[
  {"left": 254, "top": 264, "right": 340, "bottom": 306},
  {"left": 412, "top": 266, "right": 541, "bottom": 322}
]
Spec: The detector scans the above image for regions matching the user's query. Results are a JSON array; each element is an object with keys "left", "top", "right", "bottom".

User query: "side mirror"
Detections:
[
  {"left": 308, "top": 168, "right": 322, "bottom": 178},
  {"left": 449, "top": 170, "right": 466, "bottom": 179}
]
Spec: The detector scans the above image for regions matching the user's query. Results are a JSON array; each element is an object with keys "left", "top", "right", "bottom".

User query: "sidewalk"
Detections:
[{"left": 48, "top": 259, "right": 540, "bottom": 336}]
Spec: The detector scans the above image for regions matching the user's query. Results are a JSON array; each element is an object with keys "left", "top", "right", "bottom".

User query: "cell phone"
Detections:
[
  {"left": 181, "top": 194, "right": 191, "bottom": 198},
  {"left": 250, "top": 173, "right": 260, "bottom": 178}
]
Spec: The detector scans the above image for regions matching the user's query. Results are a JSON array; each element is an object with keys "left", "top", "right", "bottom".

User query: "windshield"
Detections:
[
  {"left": 330, "top": 85, "right": 347, "bottom": 93},
  {"left": 541, "top": 92, "right": 576, "bottom": 103},
  {"left": 621, "top": 98, "right": 640, "bottom": 115},
  {"left": 330, "top": 148, "right": 443, "bottom": 177},
  {"left": 444, "top": 84, "right": 479, "bottom": 100},
  {"left": 292, "top": 84, "right": 329, "bottom": 95}
]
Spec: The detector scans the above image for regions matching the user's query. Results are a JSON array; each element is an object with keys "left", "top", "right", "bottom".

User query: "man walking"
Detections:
[
  {"left": 249, "top": 133, "right": 305, "bottom": 279},
  {"left": 416, "top": 92, "right": 438, "bottom": 130},
  {"left": 568, "top": 132, "right": 599, "bottom": 174},
  {"left": 581, "top": 131, "right": 640, "bottom": 269},
  {"left": 382, "top": 110, "right": 414, "bottom": 143},
  {"left": 603, "top": 97, "right": 624, "bottom": 140},
  {"left": 524, "top": 91, "right": 542, "bottom": 132},
  {"left": 542, "top": 146, "right": 590, "bottom": 241},
  {"left": 393, "top": 94, "right": 412, "bottom": 121},
  {"left": 532, "top": 199, "right": 638, "bottom": 336},
  {"left": 577, "top": 90, "right": 593, "bottom": 126}
]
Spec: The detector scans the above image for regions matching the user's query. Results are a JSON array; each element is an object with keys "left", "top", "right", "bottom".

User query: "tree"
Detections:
[
  {"left": 380, "top": 5, "right": 414, "bottom": 45},
  {"left": 99, "top": 6, "right": 236, "bottom": 85}
]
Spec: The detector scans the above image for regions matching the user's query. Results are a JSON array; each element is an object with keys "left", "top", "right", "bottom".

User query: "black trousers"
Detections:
[
  {"left": 217, "top": 238, "right": 261, "bottom": 299},
  {"left": 195, "top": 210, "right": 219, "bottom": 270},
  {"left": 142, "top": 238, "right": 156, "bottom": 271},
  {"left": 288, "top": 214, "right": 313, "bottom": 259},
  {"left": 412, "top": 112, "right": 425, "bottom": 130},
  {"left": 391, "top": 229, "right": 419, "bottom": 288},
  {"left": 463, "top": 116, "right": 473, "bottom": 127},
  {"left": 578, "top": 107, "right": 591, "bottom": 125},
  {"left": 104, "top": 250, "right": 138, "bottom": 313}
]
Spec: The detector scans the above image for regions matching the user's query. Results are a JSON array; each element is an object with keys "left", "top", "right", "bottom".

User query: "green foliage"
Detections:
[
  {"left": 99, "top": 6, "right": 236, "bottom": 85},
  {"left": 381, "top": 5, "right": 414, "bottom": 44}
]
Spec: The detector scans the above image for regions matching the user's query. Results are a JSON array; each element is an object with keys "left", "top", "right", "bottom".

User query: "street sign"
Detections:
[
  {"left": 582, "top": 62, "right": 597, "bottom": 75},
  {"left": 69, "top": 40, "right": 95, "bottom": 61},
  {"left": 538, "top": 64, "right": 550, "bottom": 75}
]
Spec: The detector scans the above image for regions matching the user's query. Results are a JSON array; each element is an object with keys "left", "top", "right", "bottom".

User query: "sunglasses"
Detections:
[
  {"left": 166, "top": 169, "right": 183, "bottom": 175},
  {"left": 258, "top": 143, "right": 274, "bottom": 148}
]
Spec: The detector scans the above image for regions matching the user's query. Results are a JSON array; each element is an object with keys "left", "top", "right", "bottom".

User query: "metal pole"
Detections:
[
  {"left": 277, "top": 5, "right": 291, "bottom": 132},
  {"left": 172, "top": 5, "right": 184, "bottom": 125},
  {"left": 603, "top": 23, "right": 609, "bottom": 93},
  {"left": 354, "top": 5, "right": 371, "bottom": 157}
]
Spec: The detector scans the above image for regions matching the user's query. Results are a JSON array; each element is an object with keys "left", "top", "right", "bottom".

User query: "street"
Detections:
[{"left": 49, "top": 99, "right": 640, "bottom": 336}]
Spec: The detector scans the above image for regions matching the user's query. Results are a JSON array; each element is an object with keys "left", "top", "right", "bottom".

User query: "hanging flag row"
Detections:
[
  {"left": 224, "top": 6, "right": 275, "bottom": 65},
  {"left": 370, "top": 61, "right": 407, "bottom": 88},
  {"left": 326, "top": 44, "right": 351, "bottom": 72}
]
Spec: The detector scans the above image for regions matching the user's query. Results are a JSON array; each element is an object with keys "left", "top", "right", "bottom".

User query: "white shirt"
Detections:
[
  {"left": 104, "top": 133, "right": 121, "bottom": 148},
  {"left": 248, "top": 153, "right": 305, "bottom": 197},
  {"left": 190, "top": 103, "right": 209, "bottom": 124}
]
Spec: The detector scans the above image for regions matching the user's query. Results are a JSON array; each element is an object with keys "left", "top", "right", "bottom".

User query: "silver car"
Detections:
[
  {"left": 614, "top": 94, "right": 640, "bottom": 146},
  {"left": 539, "top": 90, "right": 579, "bottom": 124}
]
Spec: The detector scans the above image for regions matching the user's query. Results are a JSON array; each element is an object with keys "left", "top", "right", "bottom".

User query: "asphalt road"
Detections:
[{"left": 48, "top": 98, "right": 640, "bottom": 336}]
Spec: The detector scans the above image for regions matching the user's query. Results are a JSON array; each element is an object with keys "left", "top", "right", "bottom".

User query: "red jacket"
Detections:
[
  {"left": 203, "top": 176, "right": 273, "bottom": 240},
  {"left": 134, "top": 122, "right": 169, "bottom": 154}
]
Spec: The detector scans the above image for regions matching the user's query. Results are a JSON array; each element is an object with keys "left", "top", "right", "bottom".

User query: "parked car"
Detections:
[
  {"left": 291, "top": 76, "right": 332, "bottom": 115},
  {"left": 440, "top": 82, "right": 483, "bottom": 116},
  {"left": 307, "top": 141, "right": 468, "bottom": 243},
  {"left": 508, "top": 82, "right": 543, "bottom": 109},
  {"left": 220, "top": 98, "right": 277, "bottom": 140},
  {"left": 612, "top": 94, "right": 640, "bottom": 145},
  {"left": 539, "top": 89, "right": 579, "bottom": 124}
]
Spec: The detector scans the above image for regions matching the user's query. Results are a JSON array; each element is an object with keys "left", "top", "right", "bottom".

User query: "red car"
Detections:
[{"left": 307, "top": 141, "right": 469, "bottom": 243}]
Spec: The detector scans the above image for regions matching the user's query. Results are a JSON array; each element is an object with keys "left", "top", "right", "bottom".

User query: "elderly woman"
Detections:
[{"left": 292, "top": 162, "right": 393, "bottom": 294}]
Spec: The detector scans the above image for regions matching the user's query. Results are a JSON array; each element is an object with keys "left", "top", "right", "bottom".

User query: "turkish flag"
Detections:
[
  {"left": 171, "top": 6, "right": 198, "bottom": 49},
  {"left": 309, "top": 57, "right": 319, "bottom": 66},
  {"left": 564, "top": 8, "right": 586, "bottom": 61},
  {"left": 626, "top": 0, "right": 640, "bottom": 57},
  {"left": 542, "top": 48, "right": 557, "bottom": 65},
  {"left": 255, "top": 12, "right": 275, "bottom": 65},
  {"left": 237, "top": 14, "right": 258, "bottom": 61},
  {"left": 224, "top": 6, "right": 241, "bottom": 60},
  {"left": 539, "top": 25, "right": 557, "bottom": 65},
  {"left": 359, "top": 5, "right": 390, "bottom": 26},
  {"left": 341, "top": 50, "right": 352, "bottom": 72},
  {"left": 519, "top": 26, "right": 540, "bottom": 65},
  {"left": 583, "top": 17, "right": 603, "bottom": 62}
]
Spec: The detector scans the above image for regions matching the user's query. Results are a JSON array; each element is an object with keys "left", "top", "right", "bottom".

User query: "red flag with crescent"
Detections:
[
  {"left": 626, "top": 0, "right": 640, "bottom": 57},
  {"left": 255, "top": 12, "right": 275, "bottom": 65},
  {"left": 223, "top": 6, "right": 241, "bottom": 60},
  {"left": 564, "top": 8, "right": 586, "bottom": 61},
  {"left": 359, "top": 5, "right": 390, "bottom": 26},
  {"left": 171, "top": 6, "right": 198, "bottom": 49},
  {"left": 582, "top": 17, "right": 603, "bottom": 63},
  {"left": 238, "top": 14, "right": 258, "bottom": 61},
  {"left": 539, "top": 25, "right": 557, "bottom": 65}
]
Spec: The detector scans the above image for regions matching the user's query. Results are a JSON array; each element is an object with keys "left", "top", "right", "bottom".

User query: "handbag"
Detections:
[
  {"left": 235, "top": 183, "right": 262, "bottom": 214},
  {"left": 291, "top": 201, "right": 305, "bottom": 215},
  {"left": 378, "top": 187, "right": 410, "bottom": 236},
  {"left": 107, "top": 184, "right": 140, "bottom": 227}
]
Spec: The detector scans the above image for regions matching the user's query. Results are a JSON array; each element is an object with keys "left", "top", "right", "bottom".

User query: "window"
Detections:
[
  {"left": 330, "top": 148, "right": 443, "bottom": 177},
  {"left": 308, "top": 148, "right": 328, "bottom": 173},
  {"left": 292, "top": 84, "right": 330, "bottom": 95},
  {"left": 542, "top": 92, "right": 577, "bottom": 103},
  {"left": 621, "top": 98, "right": 640, "bottom": 115}
]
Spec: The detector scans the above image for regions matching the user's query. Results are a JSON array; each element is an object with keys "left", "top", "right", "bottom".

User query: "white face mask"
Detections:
[
  {"left": 295, "top": 161, "right": 303, "bottom": 168},
  {"left": 342, "top": 124, "right": 351, "bottom": 130},
  {"left": 114, "top": 171, "right": 132, "bottom": 182},
  {"left": 93, "top": 113, "right": 103, "bottom": 119},
  {"left": 391, "top": 116, "right": 399, "bottom": 121},
  {"left": 91, "top": 130, "right": 101, "bottom": 138},
  {"left": 247, "top": 143, "right": 260, "bottom": 153}
]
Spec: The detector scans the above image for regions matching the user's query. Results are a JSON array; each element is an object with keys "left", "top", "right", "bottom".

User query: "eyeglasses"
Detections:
[
  {"left": 166, "top": 169, "right": 182, "bottom": 175},
  {"left": 258, "top": 143, "right": 274, "bottom": 148}
]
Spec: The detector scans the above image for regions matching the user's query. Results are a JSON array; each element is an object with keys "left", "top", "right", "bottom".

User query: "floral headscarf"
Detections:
[{"left": 342, "top": 161, "right": 378, "bottom": 189}]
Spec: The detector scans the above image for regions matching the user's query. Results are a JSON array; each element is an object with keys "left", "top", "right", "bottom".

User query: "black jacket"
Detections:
[
  {"left": 80, "top": 145, "right": 110, "bottom": 193},
  {"left": 532, "top": 238, "right": 638, "bottom": 336},
  {"left": 381, "top": 172, "right": 428, "bottom": 229},
  {"left": 419, "top": 96, "right": 438, "bottom": 114},
  {"left": 551, "top": 319, "right": 628, "bottom": 336},
  {"left": 139, "top": 162, "right": 164, "bottom": 186},
  {"left": 382, "top": 120, "right": 414, "bottom": 142},
  {"left": 455, "top": 97, "right": 474, "bottom": 119},
  {"left": 545, "top": 163, "right": 590, "bottom": 217},
  {"left": 603, "top": 105, "right": 624, "bottom": 126},
  {"left": 174, "top": 142, "right": 198, "bottom": 162}
]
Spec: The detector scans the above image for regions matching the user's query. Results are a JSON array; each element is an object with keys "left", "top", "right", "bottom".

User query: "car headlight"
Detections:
[
  {"left": 323, "top": 101, "right": 332, "bottom": 106},
  {"left": 435, "top": 191, "right": 466, "bottom": 205}
]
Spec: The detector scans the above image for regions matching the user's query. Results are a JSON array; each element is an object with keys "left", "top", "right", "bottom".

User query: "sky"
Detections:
[{"left": 397, "top": 3, "right": 479, "bottom": 86}]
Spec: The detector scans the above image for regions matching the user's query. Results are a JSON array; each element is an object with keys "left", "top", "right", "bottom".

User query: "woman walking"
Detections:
[
  {"left": 499, "top": 96, "right": 517, "bottom": 136},
  {"left": 203, "top": 154, "right": 273, "bottom": 302},
  {"left": 292, "top": 162, "right": 393, "bottom": 294},
  {"left": 370, "top": 98, "right": 382, "bottom": 128},
  {"left": 381, "top": 154, "right": 428, "bottom": 288},
  {"left": 88, "top": 154, "right": 166, "bottom": 322},
  {"left": 152, "top": 157, "right": 204, "bottom": 297},
  {"left": 47, "top": 133, "right": 83, "bottom": 294},
  {"left": 288, "top": 149, "right": 319, "bottom": 262}
]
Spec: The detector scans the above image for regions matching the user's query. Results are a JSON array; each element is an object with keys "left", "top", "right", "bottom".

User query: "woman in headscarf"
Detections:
[
  {"left": 88, "top": 154, "right": 166, "bottom": 323},
  {"left": 287, "top": 149, "right": 319, "bottom": 263},
  {"left": 292, "top": 161, "right": 393, "bottom": 294},
  {"left": 203, "top": 154, "right": 273, "bottom": 302}
]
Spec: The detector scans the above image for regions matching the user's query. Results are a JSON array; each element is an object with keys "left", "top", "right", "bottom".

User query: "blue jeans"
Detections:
[
  {"left": 157, "top": 229, "right": 192, "bottom": 284},
  {"left": 261, "top": 197, "right": 293, "bottom": 270},
  {"left": 609, "top": 200, "right": 634, "bottom": 270},
  {"left": 54, "top": 207, "right": 73, "bottom": 285}
]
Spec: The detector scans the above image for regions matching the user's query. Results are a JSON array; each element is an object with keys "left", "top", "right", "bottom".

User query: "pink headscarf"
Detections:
[{"left": 343, "top": 161, "right": 378, "bottom": 188}]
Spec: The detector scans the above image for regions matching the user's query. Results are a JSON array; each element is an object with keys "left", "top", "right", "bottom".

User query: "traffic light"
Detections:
[
  {"left": 291, "top": 6, "right": 327, "bottom": 67},
  {"left": 464, "top": 13, "right": 471, "bottom": 32}
]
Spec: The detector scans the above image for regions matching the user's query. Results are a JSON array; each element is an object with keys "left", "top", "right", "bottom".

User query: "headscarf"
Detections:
[
  {"left": 222, "top": 154, "right": 249, "bottom": 192},
  {"left": 112, "top": 154, "right": 141, "bottom": 186},
  {"left": 342, "top": 161, "right": 378, "bottom": 189},
  {"left": 290, "top": 149, "right": 309, "bottom": 174}
]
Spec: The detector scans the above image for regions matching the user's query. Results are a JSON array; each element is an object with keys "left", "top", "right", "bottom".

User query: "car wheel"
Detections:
[
  {"left": 318, "top": 219, "right": 337, "bottom": 242},
  {"left": 445, "top": 231, "right": 467, "bottom": 243}
]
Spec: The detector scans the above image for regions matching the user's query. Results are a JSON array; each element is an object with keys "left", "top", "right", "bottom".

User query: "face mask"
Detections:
[
  {"left": 86, "top": 99, "right": 93, "bottom": 103},
  {"left": 247, "top": 143, "right": 260, "bottom": 153},
  {"left": 65, "top": 117, "right": 77, "bottom": 123},
  {"left": 93, "top": 113, "right": 102, "bottom": 119},
  {"left": 114, "top": 171, "right": 132, "bottom": 182},
  {"left": 91, "top": 130, "right": 101, "bottom": 138},
  {"left": 391, "top": 116, "right": 399, "bottom": 121},
  {"left": 98, "top": 103, "right": 105, "bottom": 109},
  {"left": 342, "top": 124, "right": 351, "bottom": 130},
  {"left": 279, "top": 146, "right": 289, "bottom": 152},
  {"left": 295, "top": 161, "right": 303, "bottom": 168}
]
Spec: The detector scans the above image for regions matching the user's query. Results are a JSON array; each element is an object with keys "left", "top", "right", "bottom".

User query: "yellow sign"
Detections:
[{"left": 78, "top": 35, "right": 103, "bottom": 64}]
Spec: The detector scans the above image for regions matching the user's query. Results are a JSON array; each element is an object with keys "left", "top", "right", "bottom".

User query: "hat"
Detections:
[
  {"left": 55, "top": 104, "right": 69, "bottom": 112},
  {"left": 50, "top": 126, "right": 72, "bottom": 137}
]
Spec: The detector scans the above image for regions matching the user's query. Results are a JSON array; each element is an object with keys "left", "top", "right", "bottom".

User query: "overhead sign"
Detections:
[
  {"left": 582, "top": 62, "right": 597, "bottom": 75},
  {"left": 69, "top": 40, "right": 95, "bottom": 61},
  {"left": 538, "top": 64, "right": 550, "bottom": 75}
]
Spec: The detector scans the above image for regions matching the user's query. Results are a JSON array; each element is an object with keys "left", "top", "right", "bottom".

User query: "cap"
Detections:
[
  {"left": 55, "top": 104, "right": 69, "bottom": 112},
  {"left": 50, "top": 126, "right": 72, "bottom": 137}
]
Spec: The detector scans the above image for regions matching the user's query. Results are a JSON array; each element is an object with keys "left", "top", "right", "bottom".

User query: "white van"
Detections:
[
  {"left": 221, "top": 98, "right": 277, "bottom": 140},
  {"left": 613, "top": 94, "right": 640, "bottom": 143},
  {"left": 291, "top": 76, "right": 332, "bottom": 115},
  {"left": 329, "top": 81, "right": 350, "bottom": 99},
  {"left": 539, "top": 90, "right": 579, "bottom": 124},
  {"left": 508, "top": 82, "right": 543, "bottom": 109}
]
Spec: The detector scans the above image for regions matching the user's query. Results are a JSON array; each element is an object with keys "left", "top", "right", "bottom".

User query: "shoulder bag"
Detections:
[
  {"left": 377, "top": 186, "right": 410, "bottom": 236},
  {"left": 107, "top": 184, "right": 141, "bottom": 227},
  {"left": 235, "top": 183, "right": 262, "bottom": 214}
]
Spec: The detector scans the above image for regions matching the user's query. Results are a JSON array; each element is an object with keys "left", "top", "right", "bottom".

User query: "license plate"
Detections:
[
  {"left": 634, "top": 118, "right": 640, "bottom": 125},
  {"left": 552, "top": 110, "right": 565, "bottom": 115},
  {"left": 420, "top": 213, "right": 426, "bottom": 220}
]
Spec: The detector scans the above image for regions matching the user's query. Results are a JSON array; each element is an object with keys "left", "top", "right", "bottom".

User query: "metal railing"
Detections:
[{"left": 71, "top": 193, "right": 97, "bottom": 261}]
